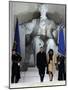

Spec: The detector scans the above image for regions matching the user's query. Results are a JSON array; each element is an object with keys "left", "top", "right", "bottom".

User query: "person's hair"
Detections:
[
  {"left": 48, "top": 49, "right": 53, "bottom": 56},
  {"left": 48, "top": 49, "right": 53, "bottom": 63},
  {"left": 49, "top": 58, "right": 53, "bottom": 63}
]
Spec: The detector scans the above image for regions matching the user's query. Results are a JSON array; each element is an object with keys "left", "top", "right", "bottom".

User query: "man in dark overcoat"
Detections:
[
  {"left": 11, "top": 49, "right": 22, "bottom": 83},
  {"left": 57, "top": 55, "right": 66, "bottom": 80},
  {"left": 37, "top": 47, "right": 47, "bottom": 82}
]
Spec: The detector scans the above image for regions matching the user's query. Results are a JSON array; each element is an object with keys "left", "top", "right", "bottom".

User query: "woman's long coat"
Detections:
[{"left": 47, "top": 53, "right": 57, "bottom": 74}]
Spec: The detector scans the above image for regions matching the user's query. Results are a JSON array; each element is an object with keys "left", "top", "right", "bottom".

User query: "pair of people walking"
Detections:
[{"left": 37, "top": 47, "right": 55, "bottom": 82}]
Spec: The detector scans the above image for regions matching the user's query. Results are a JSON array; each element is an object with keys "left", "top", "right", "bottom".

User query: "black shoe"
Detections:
[
  {"left": 41, "top": 78, "right": 43, "bottom": 82},
  {"left": 50, "top": 79, "right": 52, "bottom": 81},
  {"left": 41, "top": 76, "right": 44, "bottom": 82}
]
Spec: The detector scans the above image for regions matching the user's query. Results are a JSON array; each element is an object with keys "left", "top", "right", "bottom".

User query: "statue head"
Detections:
[{"left": 39, "top": 4, "right": 48, "bottom": 20}]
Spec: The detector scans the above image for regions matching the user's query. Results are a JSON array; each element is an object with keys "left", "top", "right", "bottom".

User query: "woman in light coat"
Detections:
[{"left": 47, "top": 49, "right": 57, "bottom": 81}]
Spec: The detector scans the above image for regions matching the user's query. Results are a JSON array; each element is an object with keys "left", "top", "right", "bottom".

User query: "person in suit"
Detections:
[
  {"left": 37, "top": 47, "right": 47, "bottom": 82},
  {"left": 11, "top": 49, "right": 22, "bottom": 83},
  {"left": 57, "top": 55, "right": 66, "bottom": 80}
]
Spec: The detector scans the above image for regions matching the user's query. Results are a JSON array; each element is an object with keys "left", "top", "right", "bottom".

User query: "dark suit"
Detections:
[
  {"left": 11, "top": 53, "right": 22, "bottom": 83},
  {"left": 37, "top": 51, "right": 47, "bottom": 82},
  {"left": 58, "top": 56, "right": 66, "bottom": 80}
]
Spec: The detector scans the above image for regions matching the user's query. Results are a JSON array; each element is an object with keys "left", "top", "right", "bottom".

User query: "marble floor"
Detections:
[
  {"left": 10, "top": 67, "right": 66, "bottom": 88},
  {"left": 19, "top": 67, "right": 58, "bottom": 83}
]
